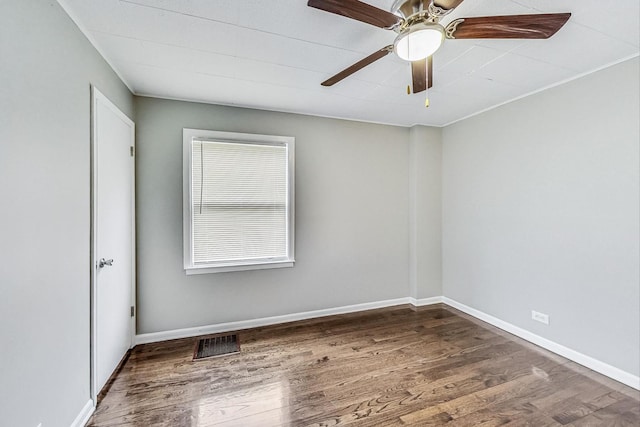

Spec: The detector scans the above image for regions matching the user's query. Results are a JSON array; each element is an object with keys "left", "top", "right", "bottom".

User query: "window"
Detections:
[{"left": 183, "top": 129, "right": 295, "bottom": 274}]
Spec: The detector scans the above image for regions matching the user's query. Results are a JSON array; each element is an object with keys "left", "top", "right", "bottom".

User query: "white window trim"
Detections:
[{"left": 183, "top": 128, "right": 295, "bottom": 274}]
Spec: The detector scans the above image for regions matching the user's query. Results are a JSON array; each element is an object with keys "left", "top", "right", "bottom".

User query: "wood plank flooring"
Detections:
[{"left": 87, "top": 304, "right": 640, "bottom": 426}]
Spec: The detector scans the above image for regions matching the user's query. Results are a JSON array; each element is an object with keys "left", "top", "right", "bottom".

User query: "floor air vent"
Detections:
[{"left": 193, "top": 334, "right": 240, "bottom": 360}]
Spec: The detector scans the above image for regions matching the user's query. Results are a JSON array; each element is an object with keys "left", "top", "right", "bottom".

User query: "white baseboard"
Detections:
[
  {"left": 135, "top": 297, "right": 412, "bottom": 345},
  {"left": 442, "top": 297, "right": 640, "bottom": 390},
  {"left": 133, "top": 295, "right": 639, "bottom": 391},
  {"left": 70, "top": 399, "right": 94, "bottom": 427},
  {"left": 409, "top": 296, "right": 443, "bottom": 306}
]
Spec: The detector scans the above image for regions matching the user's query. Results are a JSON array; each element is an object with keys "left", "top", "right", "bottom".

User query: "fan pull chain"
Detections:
[{"left": 425, "top": 60, "right": 430, "bottom": 107}]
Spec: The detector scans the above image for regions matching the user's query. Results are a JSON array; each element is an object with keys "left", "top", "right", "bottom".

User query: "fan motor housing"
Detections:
[
  {"left": 391, "top": 0, "right": 432, "bottom": 19},
  {"left": 391, "top": 0, "right": 454, "bottom": 23}
]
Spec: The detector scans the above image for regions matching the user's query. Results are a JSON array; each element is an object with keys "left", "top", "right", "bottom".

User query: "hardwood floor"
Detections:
[{"left": 87, "top": 304, "right": 640, "bottom": 426}]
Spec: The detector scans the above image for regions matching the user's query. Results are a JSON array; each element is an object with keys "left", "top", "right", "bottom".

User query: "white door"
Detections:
[{"left": 91, "top": 87, "right": 135, "bottom": 399}]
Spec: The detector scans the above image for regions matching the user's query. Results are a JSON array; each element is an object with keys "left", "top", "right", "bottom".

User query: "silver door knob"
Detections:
[{"left": 99, "top": 258, "right": 114, "bottom": 268}]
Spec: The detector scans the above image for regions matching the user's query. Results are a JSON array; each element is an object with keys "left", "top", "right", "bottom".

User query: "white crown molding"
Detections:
[
  {"left": 55, "top": 0, "right": 135, "bottom": 93},
  {"left": 441, "top": 53, "right": 640, "bottom": 128}
]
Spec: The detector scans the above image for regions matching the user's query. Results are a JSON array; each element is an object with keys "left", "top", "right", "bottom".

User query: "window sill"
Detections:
[{"left": 185, "top": 260, "right": 295, "bottom": 275}]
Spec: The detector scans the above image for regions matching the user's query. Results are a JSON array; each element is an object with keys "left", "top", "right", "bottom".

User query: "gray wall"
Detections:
[
  {"left": 442, "top": 57, "right": 640, "bottom": 376},
  {"left": 0, "top": 1, "right": 133, "bottom": 426},
  {"left": 409, "top": 126, "right": 443, "bottom": 300},
  {"left": 135, "top": 97, "right": 416, "bottom": 333}
]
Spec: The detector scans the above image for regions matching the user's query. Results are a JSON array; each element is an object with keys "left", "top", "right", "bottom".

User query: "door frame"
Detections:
[{"left": 90, "top": 86, "right": 136, "bottom": 403}]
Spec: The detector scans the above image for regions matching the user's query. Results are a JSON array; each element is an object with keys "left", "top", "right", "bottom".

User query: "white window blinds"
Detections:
[{"left": 183, "top": 129, "right": 294, "bottom": 274}]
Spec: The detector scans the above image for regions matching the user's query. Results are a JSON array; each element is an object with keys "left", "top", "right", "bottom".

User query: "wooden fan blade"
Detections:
[
  {"left": 411, "top": 58, "right": 426, "bottom": 93},
  {"left": 322, "top": 46, "right": 393, "bottom": 87},
  {"left": 308, "top": 0, "right": 401, "bottom": 29},
  {"left": 427, "top": 56, "right": 433, "bottom": 89},
  {"left": 411, "top": 56, "right": 433, "bottom": 93},
  {"left": 433, "top": 0, "right": 465, "bottom": 11},
  {"left": 446, "top": 13, "right": 571, "bottom": 39}
]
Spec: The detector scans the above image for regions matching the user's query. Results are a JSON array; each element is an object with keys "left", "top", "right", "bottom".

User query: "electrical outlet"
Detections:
[{"left": 531, "top": 310, "right": 549, "bottom": 325}]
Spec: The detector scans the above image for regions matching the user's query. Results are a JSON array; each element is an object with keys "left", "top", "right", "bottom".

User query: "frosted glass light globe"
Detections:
[{"left": 394, "top": 23, "right": 444, "bottom": 61}]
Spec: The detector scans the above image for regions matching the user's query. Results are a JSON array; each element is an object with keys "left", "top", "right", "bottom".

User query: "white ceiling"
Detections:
[{"left": 59, "top": 0, "right": 639, "bottom": 127}]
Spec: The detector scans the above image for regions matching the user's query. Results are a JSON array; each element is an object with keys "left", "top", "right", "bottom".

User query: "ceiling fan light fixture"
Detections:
[{"left": 394, "top": 22, "right": 444, "bottom": 61}]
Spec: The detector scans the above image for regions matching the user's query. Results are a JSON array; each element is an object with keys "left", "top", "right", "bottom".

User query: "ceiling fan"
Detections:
[{"left": 308, "top": 0, "right": 571, "bottom": 100}]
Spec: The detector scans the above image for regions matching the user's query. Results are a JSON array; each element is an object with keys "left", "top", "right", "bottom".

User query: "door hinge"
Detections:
[
  {"left": 130, "top": 146, "right": 135, "bottom": 157},
  {"left": 130, "top": 306, "right": 135, "bottom": 317}
]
